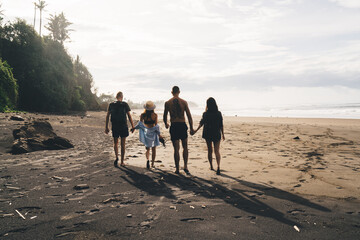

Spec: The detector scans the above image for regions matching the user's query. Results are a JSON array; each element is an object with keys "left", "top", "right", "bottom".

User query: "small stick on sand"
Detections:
[{"left": 15, "top": 209, "right": 26, "bottom": 220}]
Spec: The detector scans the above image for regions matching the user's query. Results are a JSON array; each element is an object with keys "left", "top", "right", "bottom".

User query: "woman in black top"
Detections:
[{"left": 193, "top": 97, "right": 225, "bottom": 175}]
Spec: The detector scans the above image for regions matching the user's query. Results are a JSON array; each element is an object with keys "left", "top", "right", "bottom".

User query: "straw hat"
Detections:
[{"left": 143, "top": 101, "right": 156, "bottom": 110}]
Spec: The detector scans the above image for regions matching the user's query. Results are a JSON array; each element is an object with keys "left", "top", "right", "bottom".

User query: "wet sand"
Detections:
[{"left": 0, "top": 111, "right": 359, "bottom": 239}]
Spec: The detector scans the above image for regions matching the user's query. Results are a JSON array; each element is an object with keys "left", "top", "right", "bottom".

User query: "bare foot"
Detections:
[{"left": 120, "top": 162, "right": 125, "bottom": 167}]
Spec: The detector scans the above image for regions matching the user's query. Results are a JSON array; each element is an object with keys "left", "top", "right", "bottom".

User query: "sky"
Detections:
[{"left": 2, "top": 0, "right": 360, "bottom": 111}]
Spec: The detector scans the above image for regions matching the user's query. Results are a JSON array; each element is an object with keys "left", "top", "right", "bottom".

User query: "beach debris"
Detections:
[
  {"left": 30, "top": 216, "right": 37, "bottom": 220},
  {"left": 103, "top": 197, "right": 122, "bottom": 204},
  {"left": 10, "top": 115, "right": 25, "bottom": 121},
  {"left": 127, "top": 214, "right": 132, "bottom": 218},
  {"left": 180, "top": 217, "right": 204, "bottom": 222},
  {"left": 293, "top": 136, "right": 300, "bottom": 140},
  {"left": 232, "top": 232, "right": 237, "bottom": 235},
  {"left": 51, "top": 176, "right": 64, "bottom": 181},
  {"left": 15, "top": 209, "right": 26, "bottom": 220},
  {"left": 287, "top": 209, "right": 305, "bottom": 215},
  {"left": 201, "top": 205, "right": 206, "bottom": 209},
  {"left": 294, "top": 225, "right": 300, "bottom": 232},
  {"left": 190, "top": 205, "right": 195, "bottom": 209},
  {"left": 73, "top": 184, "right": 89, "bottom": 190},
  {"left": 10, "top": 120, "right": 74, "bottom": 154},
  {"left": 170, "top": 206, "right": 176, "bottom": 210},
  {"left": 140, "top": 221, "right": 151, "bottom": 228},
  {"left": 1, "top": 213, "right": 14, "bottom": 217},
  {"left": 6, "top": 186, "right": 21, "bottom": 190}
]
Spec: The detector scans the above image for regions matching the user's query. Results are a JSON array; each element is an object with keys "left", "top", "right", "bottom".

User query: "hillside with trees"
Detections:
[{"left": 0, "top": 1, "right": 99, "bottom": 112}]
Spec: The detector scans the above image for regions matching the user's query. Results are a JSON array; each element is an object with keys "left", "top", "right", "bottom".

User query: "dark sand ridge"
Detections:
[{"left": 0, "top": 111, "right": 359, "bottom": 239}]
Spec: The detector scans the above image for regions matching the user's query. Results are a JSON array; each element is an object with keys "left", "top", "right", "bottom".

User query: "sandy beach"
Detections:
[{"left": 0, "top": 111, "right": 359, "bottom": 239}]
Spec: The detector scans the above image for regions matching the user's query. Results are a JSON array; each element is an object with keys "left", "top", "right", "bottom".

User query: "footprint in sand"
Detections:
[
  {"left": 287, "top": 209, "right": 305, "bottom": 215},
  {"left": 246, "top": 216, "right": 256, "bottom": 220}
]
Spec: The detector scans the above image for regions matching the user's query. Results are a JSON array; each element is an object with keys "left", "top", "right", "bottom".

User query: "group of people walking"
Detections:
[{"left": 104, "top": 86, "right": 225, "bottom": 175}]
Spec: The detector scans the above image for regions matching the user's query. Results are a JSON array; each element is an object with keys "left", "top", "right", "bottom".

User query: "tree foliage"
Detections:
[
  {"left": 73, "top": 56, "right": 99, "bottom": 110},
  {"left": 0, "top": 59, "right": 17, "bottom": 112},
  {"left": 46, "top": 12, "right": 72, "bottom": 44},
  {"left": 97, "top": 93, "right": 114, "bottom": 111},
  {"left": 0, "top": 18, "right": 99, "bottom": 112}
]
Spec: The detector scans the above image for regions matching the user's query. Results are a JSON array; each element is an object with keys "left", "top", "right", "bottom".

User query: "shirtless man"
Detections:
[{"left": 163, "top": 86, "right": 194, "bottom": 174}]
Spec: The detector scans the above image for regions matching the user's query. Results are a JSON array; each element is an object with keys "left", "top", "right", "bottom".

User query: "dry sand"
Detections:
[{"left": 0, "top": 111, "right": 359, "bottom": 239}]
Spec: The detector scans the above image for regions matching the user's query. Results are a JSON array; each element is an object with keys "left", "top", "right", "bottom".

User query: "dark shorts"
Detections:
[
  {"left": 112, "top": 126, "right": 129, "bottom": 138},
  {"left": 170, "top": 122, "right": 188, "bottom": 141}
]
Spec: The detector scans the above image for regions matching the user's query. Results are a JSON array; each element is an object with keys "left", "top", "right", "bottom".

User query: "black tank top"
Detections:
[
  {"left": 144, "top": 118, "right": 155, "bottom": 124},
  {"left": 143, "top": 114, "right": 155, "bottom": 125}
]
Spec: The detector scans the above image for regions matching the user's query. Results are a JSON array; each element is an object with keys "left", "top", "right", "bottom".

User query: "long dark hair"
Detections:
[
  {"left": 142, "top": 109, "right": 154, "bottom": 120},
  {"left": 206, "top": 97, "right": 218, "bottom": 113}
]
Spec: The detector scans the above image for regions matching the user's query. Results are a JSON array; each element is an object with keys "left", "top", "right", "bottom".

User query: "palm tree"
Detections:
[
  {"left": 33, "top": 2, "right": 37, "bottom": 28},
  {"left": 0, "top": 4, "right": 4, "bottom": 22},
  {"left": 46, "top": 12, "right": 73, "bottom": 44},
  {"left": 36, "top": 0, "right": 47, "bottom": 36}
]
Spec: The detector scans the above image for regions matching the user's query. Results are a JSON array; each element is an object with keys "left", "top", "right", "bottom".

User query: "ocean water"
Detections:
[{"left": 190, "top": 103, "right": 360, "bottom": 119}]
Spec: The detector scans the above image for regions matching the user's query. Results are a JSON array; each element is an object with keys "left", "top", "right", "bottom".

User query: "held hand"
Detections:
[
  {"left": 190, "top": 129, "right": 195, "bottom": 135},
  {"left": 165, "top": 123, "right": 169, "bottom": 129},
  {"left": 130, "top": 128, "right": 135, "bottom": 133},
  {"left": 105, "top": 128, "right": 109, "bottom": 134}
]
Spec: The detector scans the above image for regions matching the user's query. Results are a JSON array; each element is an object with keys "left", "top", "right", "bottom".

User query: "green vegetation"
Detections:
[
  {"left": 46, "top": 12, "right": 72, "bottom": 44},
  {"left": 0, "top": 4, "right": 99, "bottom": 113},
  {"left": 0, "top": 59, "right": 17, "bottom": 112}
]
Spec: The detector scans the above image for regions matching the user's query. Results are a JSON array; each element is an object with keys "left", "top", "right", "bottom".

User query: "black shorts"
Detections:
[
  {"left": 112, "top": 126, "right": 129, "bottom": 138},
  {"left": 170, "top": 122, "right": 188, "bottom": 141}
]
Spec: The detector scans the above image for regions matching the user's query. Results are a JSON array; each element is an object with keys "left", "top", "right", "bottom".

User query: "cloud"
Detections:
[
  {"left": 2, "top": 0, "right": 360, "bottom": 108},
  {"left": 330, "top": 0, "right": 360, "bottom": 8}
]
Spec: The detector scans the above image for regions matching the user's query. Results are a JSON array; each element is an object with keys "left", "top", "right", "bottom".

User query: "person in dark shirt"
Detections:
[
  {"left": 193, "top": 97, "right": 225, "bottom": 175},
  {"left": 105, "top": 91, "right": 135, "bottom": 167}
]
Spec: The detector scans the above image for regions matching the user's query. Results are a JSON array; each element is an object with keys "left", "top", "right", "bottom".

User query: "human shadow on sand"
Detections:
[
  {"left": 118, "top": 166, "right": 331, "bottom": 226},
  {"left": 219, "top": 173, "right": 331, "bottom": 213},
  {"left": 119, "top": 166, "right": 177, "bottom": 200}
]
